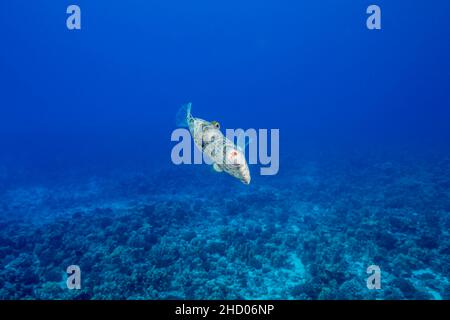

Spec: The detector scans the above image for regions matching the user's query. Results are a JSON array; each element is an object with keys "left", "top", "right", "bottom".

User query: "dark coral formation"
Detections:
[{"left": 0, "top": 151, "right": 449, "bottom": 299}]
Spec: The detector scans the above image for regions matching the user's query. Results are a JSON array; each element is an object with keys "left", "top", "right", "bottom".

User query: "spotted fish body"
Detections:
[{"left": 183, "top": 103, "right": 251, "bottom": 184}]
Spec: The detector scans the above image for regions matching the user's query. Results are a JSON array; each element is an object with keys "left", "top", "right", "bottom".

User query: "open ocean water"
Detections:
[{"left": 0, "top": 1, "right": 449, "bottom": 299}]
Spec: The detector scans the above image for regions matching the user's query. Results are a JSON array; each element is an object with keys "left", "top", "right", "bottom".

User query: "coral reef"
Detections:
[{"left": 0, "top": 150, "right": 449, "bottom": 299}]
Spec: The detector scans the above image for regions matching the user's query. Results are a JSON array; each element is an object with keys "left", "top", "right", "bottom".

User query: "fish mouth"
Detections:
[
  {"left": 240, "top": 169, "right": 251, "bottom": 185},
  {"left": 227, "top": 157, "right": 250, "bottom": 184}
]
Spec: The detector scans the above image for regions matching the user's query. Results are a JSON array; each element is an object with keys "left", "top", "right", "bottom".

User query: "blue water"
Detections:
[{"left": 0, "top": 1, "right": 449, "bottom": 299}]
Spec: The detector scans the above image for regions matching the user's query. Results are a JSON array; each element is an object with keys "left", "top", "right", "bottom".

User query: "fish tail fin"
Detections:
[{"left": 176, "top": 102, "right": 193, "bottom": 128}]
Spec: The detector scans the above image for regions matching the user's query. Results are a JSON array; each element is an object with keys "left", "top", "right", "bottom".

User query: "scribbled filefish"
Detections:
[{"left": 177, "top": 103, "right": 251, "bottom": 184}]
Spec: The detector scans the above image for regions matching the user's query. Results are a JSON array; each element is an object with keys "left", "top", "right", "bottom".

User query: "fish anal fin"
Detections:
[{"left": 213, "top": 163, "right": 223, "bottom": 172}]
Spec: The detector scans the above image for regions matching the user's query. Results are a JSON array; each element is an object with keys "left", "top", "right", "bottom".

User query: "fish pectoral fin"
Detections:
[{"left": 213, "top": 163, "right": 223, "bottom": 173}]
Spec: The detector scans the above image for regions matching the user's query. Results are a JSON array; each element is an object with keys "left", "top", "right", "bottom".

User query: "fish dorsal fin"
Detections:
[
  {"left": 213, "top": 163, "right": 223, "bottom": 172},
  {"left": 237, "top": 137, "right": 252, "bottom": 152}
]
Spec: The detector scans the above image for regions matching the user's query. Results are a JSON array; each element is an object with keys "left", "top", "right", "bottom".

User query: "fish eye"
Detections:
[{"left": 212, "top": 121, "right": 220, "bottom": 129}]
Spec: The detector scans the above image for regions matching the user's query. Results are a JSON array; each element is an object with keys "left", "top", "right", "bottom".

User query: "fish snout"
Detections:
[
  {"left": 227, "top": 149, "right": 245, "bottom": 166},
  {"left": 240, "top": 165, "right": 251, "bottom": 185},
  {"left": 226, "top": 148, "right": 251, "bottom": 184}
]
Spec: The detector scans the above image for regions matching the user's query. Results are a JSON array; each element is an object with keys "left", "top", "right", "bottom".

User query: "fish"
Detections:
[{"left": 177, "top": 103, "right": 251, "bottom": 184}]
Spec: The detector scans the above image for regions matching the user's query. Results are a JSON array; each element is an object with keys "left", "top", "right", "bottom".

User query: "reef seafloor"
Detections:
[{"left": 0, "top": 150, "right": 449, "bottom": 300}]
